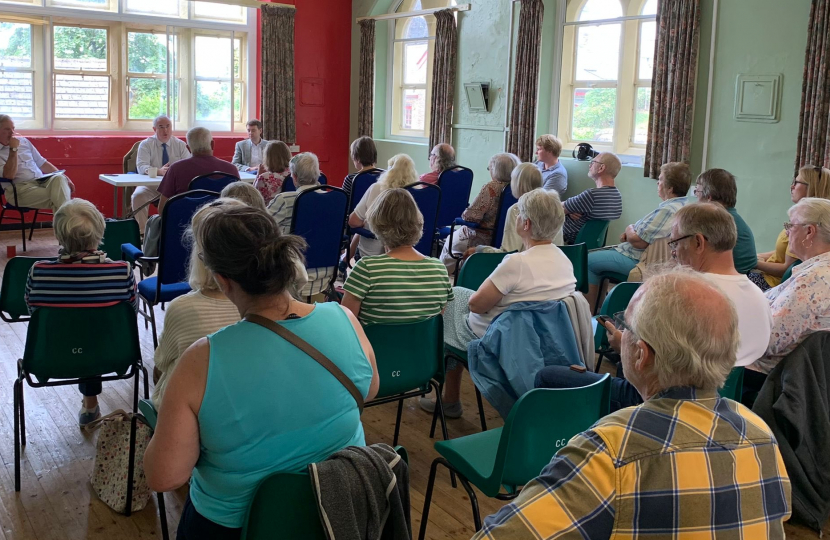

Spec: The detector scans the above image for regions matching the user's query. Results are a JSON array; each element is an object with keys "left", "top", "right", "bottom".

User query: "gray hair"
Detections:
[
  {"left": 789, "top": 197, "right": 830, "bottom": 244},
  {"left": 220, "top": 181, "right": 266, "bottom": 210},
  {"left": 696, "top": 168, "right": 737, "bottom": 208},
  {"left": 187, "top": 198, "right": 246, "bottom": 291},
  {"left": 153, "top": 115, "right": 171, "bottom": 128},
  {"left": 489, "top": 153, "right": 519, "bottom": 183},
  {"left": 0, "top": 114, "right": 11, "bottom": 125},
  {"left": 54, "top": 199, "right": 106, "bottom": 254},
  {"left": 366, "top": 188, "right": 423, "bottom": 249},
  {"left": 433, "top": 143, "right": 456, "bottom": 172},
  {"left": 673, "top": 202, "right": 737, "bottom": 252},
  {"left": 516, "top": 188, "right": 564, "bottom": 241},
  {"left": 379, "top": 153, "right": 418, "bottom": 190},
  {"left": 510, "top": 162, "right": 542, "bottom": 198},
  {"left": 289, "top": 152, "right": 321, "bottom": 186},
  {"left": 186, "top": 127, "right": 213, "bottom": 154},
  {"left": 629, "top": 267, "right": 738, "bottom": 391}
]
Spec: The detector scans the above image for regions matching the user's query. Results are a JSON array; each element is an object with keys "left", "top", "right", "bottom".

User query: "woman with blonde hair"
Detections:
[
  {"left": 220, "top": 181, "right": 267, "bottom": 210},
  {"left": 253, "top": 140, "right": 292, "bottom": 205}
]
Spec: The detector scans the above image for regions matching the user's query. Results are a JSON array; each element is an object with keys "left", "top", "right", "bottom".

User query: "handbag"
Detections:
[
  {"left": 244, "top": 314, "right": 364, "bottom": 413},
  {"left": 84, "top": 410, "right": 152, "bottom": 514}
]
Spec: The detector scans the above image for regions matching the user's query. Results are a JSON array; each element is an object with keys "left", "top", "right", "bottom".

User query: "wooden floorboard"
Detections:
[{"left": 0, "top": 229, "right": 826, "bottom": 539}]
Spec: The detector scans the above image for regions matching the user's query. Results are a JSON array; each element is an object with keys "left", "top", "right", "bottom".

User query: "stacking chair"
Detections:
[
  {"left": 0, "top": 256, "right": 56, "bottom": 322},
  {"left": 138, "top": 399, "right": 170, "bottom": 540},
  {"left": 418, "top": 378, "right": 611, "bottom": 539},
  {"left": 122, "top": 141, "right": 141, "bottom": 173},
  {"left": 719, "top": 367, "right": 745, "bottom": 401},
  {"left": 188, "top": 171, "right": 239, "bottom": 192},
  {"left": 575, "top": 219, "right": 610, "bottom": 250},
  {"left": 435, "top": 166, "right": 474, "bottom": 240},
  {"left": 348, "top": 169, "right": 382, "bottom": 212},
  {"left": 559, "top": 242, "right": 588, "bottom": 293},
  {"left": 404, "top": 182, "right": 441, "bottom": 256},
  {"left": 281, "top": 173, "right": 327, "bottom": 193},
  {"left": 122, "top": 190, "right": 219, "bottom": 347},
  {"left": 594, "top": 282, "right": 641, "bottom": 372},
  {"left": 101, "top": 218, "right": 141, "bottom": 263},
  {"left": 14, "top": 302, "right": 150, "bottom": 516},
  {"left": 0, "top": 178, "right": 52, "bottom": 252},
  {"left": 780, "top": 259, "right": 802, "bottom": 282}
]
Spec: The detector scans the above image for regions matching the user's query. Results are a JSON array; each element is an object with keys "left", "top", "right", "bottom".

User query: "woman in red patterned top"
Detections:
[
  {"left": 440, "top": 153, "right": 521, "bottom": 274},
  {"left": 253, "top": 140, "right": 292, "bottom": 205}
]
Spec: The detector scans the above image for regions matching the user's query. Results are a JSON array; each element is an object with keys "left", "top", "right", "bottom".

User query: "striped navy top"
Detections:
[{"left": 562, "top": 186, "right": 622, "bottom": 245}]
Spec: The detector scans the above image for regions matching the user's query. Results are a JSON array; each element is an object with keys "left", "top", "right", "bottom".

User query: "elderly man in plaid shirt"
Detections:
[{"left": 473, "top": 268, "right": 791, "bottom": 540}]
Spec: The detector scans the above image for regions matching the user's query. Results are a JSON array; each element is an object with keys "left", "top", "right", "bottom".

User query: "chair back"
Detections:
[
  {"left": 101, "top": 219, "right": 141, "bottom": 262},
  {"left": 290, "top": 186, "right": 348, "bottom": 269},
  {"left": 495, "top": 378, "right": 610, "bottom": 489},
  {"left": 349, "top": 169, "right": 383, "bottom": 212},
  {"left": 123, "top": 141, "right": 141, "bottom": 173},
  {"left": 575, "top": 219, "right": 610, "bottom": 250},
  {"left": 283, "top": 174, "right": 326, "bottom": 193},
  {"left": 139, "top": 399, "right": 158, "bottom": 431},
  {"left": 595, "top": 282, "right": 642, "bottom": 351},
  {"left": 363, "top": 316, "right": 443, "bottom": 398},
  {"left": 241, "top": 472, "right": 326, "bottom": 540},
  {"left": 22, "top": 303, "right": 141, "bottom": 382},
  {"left": 318, "top": 173, "right": 327, "bottom": 185},
  {"left": 436, "top": 166, "right": 474, "bottom": 229},
  {"left": 559, "top": 243, "right": 588, "bottom": 293},
  {"left": 157, "top": 190, "right": 220, "bottom": 288},
  {"left": 0, "top": 256, "right": 57, "bottom": 322},
  {"left": 781, "top": 259, "right": 802, "bottom": 282},
  {"left": 405, "top": 182, "right": 441, "bottom": 256},
  {"left": 719, "top": 367, "right": 745, "bottom": 401},
  {"left": 188, "top": 171, "right": 239, "bottom": 192},
  {"left": 457, "top": 252, "right": 508, "bottom": 291},
  {"left": 492, "top": 183, "right": 518, "bottom": 248}
]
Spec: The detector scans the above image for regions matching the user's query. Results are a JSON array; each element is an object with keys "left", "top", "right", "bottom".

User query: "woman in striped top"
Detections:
[{"left": 342, "top": 188, "right": 453, "bottom": 325}]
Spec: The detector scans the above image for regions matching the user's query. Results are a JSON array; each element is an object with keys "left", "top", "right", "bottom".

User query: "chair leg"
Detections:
[
  {"left": 141, "top": 365, "right": 150, "bottom": 399},
  {"left": 457, "top": 473, "right": 483, "bottom": 531},
  {"left": 594, "top": 352, "right": 605, "bottom": 373},
  {"left": 157, "top": 492, "right": 170, "bottom": 540},
  {"left": 149, "top": 304, "right": 158, "bottom": 348},
  {"left": 428, "top": 382, "right": 442, "bottom": 439},
  {"left": 29, "top": 210, "right": 39, "bottom": 241},
  {"left": 418, "top": 458, "right": 441, "bottom": 540},
  {"left": 19, "top": 379, "right": 26, "bottom": 447},
  {"left": 594, "top": 278, "right": 608, "bottom": 314},
  {"left": 392, "top": 399, "right": 404, "bottom": 447},
  {"left": 18, "top": 210, "right": 26, "bottom": 252},
  {"left": 125, "top": 371, "right": 140, "bottom": 516},
  {"left": 14, "top": 379, "right": 21, "bottom": 492},
  {"left": 432, "top": 383, "right": 455, "bottom": 488},
  {"left": 475, "top": 387, "right": 487, "bottom": 432}
]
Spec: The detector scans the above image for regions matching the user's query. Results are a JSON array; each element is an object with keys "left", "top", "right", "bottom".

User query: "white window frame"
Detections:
[{"left": 0, "top": 17, "right": 40, "bottom": 122}]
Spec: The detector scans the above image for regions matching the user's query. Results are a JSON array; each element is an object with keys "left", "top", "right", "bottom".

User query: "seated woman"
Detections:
[
  {"left": 252, "top": 140, "right": 292, "bottom": 205},
  {"left": 440, "top": 153, "right": 520, "bottom": 274},
  {"left": 342, "top": 188, "right": 453, "bottom": 325},
  {"left": 750, "top": 165, "right": 830, "bottom": 291},
  {"left": 24, "top": 199, "right": 136, "bottom": 426},
  {"left": 144, "top": 204, "right": 379, "bottom": 538},
  {"left": 422, "top": 189, "right": 576, "bottom": 418},
  {"left": 349, "top": 153, "right": 419, "bottom": 258},
  {"left": 343, "top": 136, "right": 378, "bottom": 197}
]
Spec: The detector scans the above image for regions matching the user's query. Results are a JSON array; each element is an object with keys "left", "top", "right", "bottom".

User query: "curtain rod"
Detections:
[
  {"left": 184, "top": 0, "right": 296, "bottom": 10},
  {"left": 356, "top": 3, "right": 471, "bottom": 22}
]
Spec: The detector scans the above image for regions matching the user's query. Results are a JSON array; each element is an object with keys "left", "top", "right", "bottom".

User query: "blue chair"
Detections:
[
  {"left": 188, "top": 171, "right": 239, "bottom": 192},
  {"left": 282, "top": 173, "right": 326, "bottom": 193},
  {"left": 318, "top": 172, "right": 328, "bottom": 185},
  {"left": 348, "top": 169, "right": 382, "bottom": 213},
  {"left": 122, "top": 190, "right": 219, "bottom": 347},
  {"left": 436, "top": 166, "right": 474, "bottom": 239},
  {"left": 405, "top": 182, "right": 441, "bottom": 257},
  {"left": 290, "top": 185, "right": 348, "bottom": 300},
  {"left": 0, "top": 178, "right": 53, "bottom": 252}
]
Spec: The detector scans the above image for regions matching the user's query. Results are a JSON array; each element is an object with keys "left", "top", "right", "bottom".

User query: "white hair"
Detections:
[
  {"left": 789, "top": 197, "right": 830, "bottom": 244},
  {"left": 186, "top": 127, "right": 213, "bottom": 154},
  {"left": 489, "top": 153, "right": 519, "bottom": 183},
  {"left": 0, "top": 114, "right": 11, "bottom": 125},
  {"left": 516, "top": 188, "right": 564, "bottom": 241},
  {"left": 289, "top": 152, "right": 321, "bottom": 186},
  {"left": 153, "top": 115, "right": 171, "bottom": 128},
  {"left": 54, "top": 199, "right": 106, "bottom": 254}
]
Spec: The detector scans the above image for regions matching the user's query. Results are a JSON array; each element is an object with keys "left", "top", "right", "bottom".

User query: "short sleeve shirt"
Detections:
[
  {"left": 0, "top": 137, "right": 47, "bottom": 182},
  {"left": 615, "top": 197, "right": 688, "bottom": 261}
]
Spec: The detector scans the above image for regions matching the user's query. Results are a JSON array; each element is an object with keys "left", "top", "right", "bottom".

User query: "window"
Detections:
[
  {"left": 557, "top": 0, "right": 658, "bottom": 155},
  {"left": 193, "top": 33, "right": 244, "bottom": 129},
  {"left": 127, "top": 31, "right": 174, "bottom": 121},
  {"left": 0, "top": 21, "right": 34, "bottom": 118},
  {"left": 53, "top": 25, "right": 110, "bottom": 119}
]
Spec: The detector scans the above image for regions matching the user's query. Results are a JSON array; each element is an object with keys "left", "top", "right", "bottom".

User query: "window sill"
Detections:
[{"left": 374, "top": 138, "right": 429, "bottom": 146}]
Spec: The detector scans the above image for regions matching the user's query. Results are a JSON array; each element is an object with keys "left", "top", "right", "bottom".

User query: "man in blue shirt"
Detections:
[{"left": 534, "top": 134, "right": 568, "bottom": 196}]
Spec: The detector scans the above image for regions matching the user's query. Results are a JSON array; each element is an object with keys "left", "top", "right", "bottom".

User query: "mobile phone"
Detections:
[{"left": 596, "top": 315, "right": 613, "bottom": 326}]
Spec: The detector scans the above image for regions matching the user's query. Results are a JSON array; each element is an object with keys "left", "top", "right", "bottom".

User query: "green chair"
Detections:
[
  {"left": 363, "top": 316, "right": 450, "bottom": 445},
  {"left": 0, "top": 256, "right": 56, "bottom": 322},
  {"left": 417, "top": 377, "right": 611, "bottom": 539},
  {"left": 594, "top": 282, "right": 641, "bottom": 373},
  {"left": 559, "top": 242, "right": 588, "bottom": 293},
  {"left": 719, "top": 367, "right": 745, "bottom": 401},
  {"left": 138, "top": 399, "right": 170, "bottom": 540},
  {"left": 101, "top": 218, "right": 141, "bottom": 263},
  {"left": 14, "top": 303, "right": 149, "bottom": 516},
  {"left": 575, "top": 219, "right": 610, "bottom": 250},
  {"left": 456, "top": 251, "right": 509, "bottom": 291},
  {"left": 780, "top": 259, "right": 802, "bottom": 282}
]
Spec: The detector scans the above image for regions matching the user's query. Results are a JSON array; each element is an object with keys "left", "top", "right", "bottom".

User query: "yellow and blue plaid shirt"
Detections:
[{"left": 474, "top": 387, "right": 791, "bottom": 539}]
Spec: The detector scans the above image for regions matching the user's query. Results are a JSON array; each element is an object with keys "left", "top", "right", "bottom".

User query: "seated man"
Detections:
[
  {"left": 0, "top": 114, "right": 74, "bottom": 210},
  {"left": 562, "top": 152, "right": 622, "bottom": 245},
  {"left": 157, "top": 127, "right": 239, "bottom": 213},
  {"left": 232, "top": 119, "right": 269, "bottom": 173},
  {"left": 477, "top": 269, "right": 791, "bottom": 539},
  {"left": 132, "top": 114, "right": 191, "bottom": 231},
  {"left": 420, "top": 143, "right": 455, "bottom": 184},
  {"left": 535, "top": 134, "right": 567, "bottom": 195}
]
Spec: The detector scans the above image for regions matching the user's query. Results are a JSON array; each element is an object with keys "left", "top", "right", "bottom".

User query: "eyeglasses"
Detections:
[
  {"left": 693, "top": 183, "right": 703, "bottom": 194},
  {"left": 792, "top": 179, "right": 809, "bottom": 187},
  {"left": 783, "top": 221, "right": 819, "bottom": 231},
  {"left": 667, "top": 234, "right": 695, "bottom": 251},
  {"left": 590, "top": 160, "right": 604, "bottom": 167},
  {"left": 612, "top": 311, "right": 635, "bottom": 334}
]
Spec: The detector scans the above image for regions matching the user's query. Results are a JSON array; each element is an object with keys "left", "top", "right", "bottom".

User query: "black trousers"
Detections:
[{"left": 177, "top": 496, "right": 242, "bottom": 540}]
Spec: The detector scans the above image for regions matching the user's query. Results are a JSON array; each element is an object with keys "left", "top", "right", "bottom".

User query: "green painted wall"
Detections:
[{"left": 350, "top": 0, "right": 810, "bottom": 249}]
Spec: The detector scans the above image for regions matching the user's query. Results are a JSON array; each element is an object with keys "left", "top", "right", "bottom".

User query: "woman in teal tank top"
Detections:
[{"left": 144, "top": 204, "right": 379, "bottom": 539}]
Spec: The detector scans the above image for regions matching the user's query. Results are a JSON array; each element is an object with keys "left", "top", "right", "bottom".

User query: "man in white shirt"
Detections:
[
  {"left": 131, "top": 115, "right": 191, "bottom": 230},
  {"left": 0, "top": 114, "right": 74, "bottom": 211},
  {"left": 232, "top": 119, "right": 269, "bottom": 172}
]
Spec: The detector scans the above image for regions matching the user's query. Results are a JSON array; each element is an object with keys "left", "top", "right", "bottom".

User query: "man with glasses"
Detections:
[
  {"left": 420, "top": 143, "right": 455, "bottom": 185},
  {"left": 476, "top": 269, "right": 791, "bottom": 540},
  {"left": 561, "top": 152, "right": 623, "bottom": 244}
]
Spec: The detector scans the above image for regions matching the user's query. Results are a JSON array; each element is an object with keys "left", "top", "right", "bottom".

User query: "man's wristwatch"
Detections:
[{"left": 10, "top": 147, "right": 17, "bottom": 152}]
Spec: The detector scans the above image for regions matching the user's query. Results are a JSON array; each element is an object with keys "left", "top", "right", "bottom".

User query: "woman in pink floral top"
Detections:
[
  {"left": 751, "top": 197, "right": 830, "bottom": 375},
  {"left": 253, "top": 140, "right": 292, "bottom": 205}
]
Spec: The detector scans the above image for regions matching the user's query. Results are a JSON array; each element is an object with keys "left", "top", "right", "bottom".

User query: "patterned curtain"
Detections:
[
  {"left": 795, "top": 0, "right": 830, "bottom": 170},
  {"left": 643, "top": 0, "right": 701, "bottom": 179},
  {"left": 507, "top": 0, "right": 544, "bottom": 163},
  {"left": 358, "top": 20, "right": 376, "bottom": 138},
  {"left": 428, "top": 9, "right": 458, "bottom": 152},
  {"left": 261, "top": 5, "right": 296, "bottom": 143}
]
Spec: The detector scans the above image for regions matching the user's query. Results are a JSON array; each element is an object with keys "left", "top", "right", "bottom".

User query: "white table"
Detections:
[{"left": 99, "top": 171, "right": 256, "bottom": 218}]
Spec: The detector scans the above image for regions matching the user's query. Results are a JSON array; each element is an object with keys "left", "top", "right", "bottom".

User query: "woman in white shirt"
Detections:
[{"left": 421, "top": 189, "right": 576, "bottom": 417}]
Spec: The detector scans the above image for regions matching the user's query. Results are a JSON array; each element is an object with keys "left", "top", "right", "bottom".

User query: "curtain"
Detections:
[
  {"left": 428, "top": 9, "right": 458, "bottom": 152},
  {"left": 261, "top": 5, "right": 296, "bottom": 143},
  {"left": 507, "top": 0, "right": 544, "bottom": 163},
  {"left": 358, "top": 20, "right": 376, "bottom": 138},
  {"left": 643, "top": 0, "right": 701, "bottom": 179},
  {"left": 796, "top": 0, "right": 830, "bottom": 170}
]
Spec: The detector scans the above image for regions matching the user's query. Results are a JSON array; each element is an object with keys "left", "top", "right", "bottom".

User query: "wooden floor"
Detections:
[{"left": 0, "top": 229, "right": 825, "bottom": 539}]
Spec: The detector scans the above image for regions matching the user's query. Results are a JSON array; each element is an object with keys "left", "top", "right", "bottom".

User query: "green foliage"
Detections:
[
  {"left": 128, "top": 33, "right": 166, "bottom": 74},
  {"left": 53, "top": 27, "right": 107, "bottom": 61},
  {"left": 196, "top": 82, "right": 230, "bottom": 121},
  {"left": 572, "top": 88, "right": 616, "bottom": 142},
  {"left": 0, "top": 24, "right": 31, "bottom": 60}
]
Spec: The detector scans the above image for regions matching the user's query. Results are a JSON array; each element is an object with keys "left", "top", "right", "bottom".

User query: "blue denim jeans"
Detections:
[
  {"left": 587, "top": 249, "right": 638, "bottom": 285},
  {"left": 534, "top": 365, "right": 643, "bottom": 412}
]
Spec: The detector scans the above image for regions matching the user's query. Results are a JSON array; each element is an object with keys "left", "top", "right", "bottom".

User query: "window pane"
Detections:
[
  {"left": 405, "top": 16, "right": 428, "bottom": 39},
  {"left": 194, "top": 2, "right": 246, "bottom": 23},
  {"left": 234, "top": 82, "right": 242, "bottom": 122},
  {"left": 402, "top": 88, "right": 426, "bottom": 131},
  {"left": 54, "top": 27, "right": 107, "bottom": 71},
  {"left": 0, "top": 23, "right": 31, "bottom": 68},
  {"left": 196, "top": 80, "right": 230, "bottom": 121},
  {"left": 50, "top": 0, "right": 109, "bottom": 9},
  {"left": 126, "top": 0, "right": 181, "bottom": 17},
  {"left": 233, "top": 38, "right": 241, "bottom": 79},
  {"left": 0, "top": 72, "right": 33, "bottom": 117},
  {"left": 639, "top": 21, "right": 656, "bottom": 80},
  {"left": 579, "top": 0, "right": 622, "bottom": 21},
  {"left": 634, "top": 87, "right": 650, "bottom": 144},
  {"left": 572, "top": 87, "right": 616, "bottom": 142},
  {"left": 575, "top": 24, "right": 620, "bottom": 81},
  {"left": 194, "top": 35, "right": 231, "bottom": 78},
  {"left": 55, "top": 74, "right": 109, "bottom": 118},
  {"left": 642, "top": 0, "right": 658, "bottom": 15},
  {"left": 403, "top": 41, "right": 427, "bottom": 85},
  {"left": 128, "top": 78, "right": 167, "bottom": 120},
  {"left": 128, "top": 32, "right": 167, "bottom": 74}
]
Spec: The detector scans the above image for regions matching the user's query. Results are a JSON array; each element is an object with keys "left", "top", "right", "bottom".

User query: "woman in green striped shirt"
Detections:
[{"left": 342, "top": 188, "right": 453, "bottom": 325}]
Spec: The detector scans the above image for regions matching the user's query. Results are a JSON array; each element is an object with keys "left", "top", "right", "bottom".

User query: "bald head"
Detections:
[{"left": 430, "top": 143, "right": 456, "bottom": 173}]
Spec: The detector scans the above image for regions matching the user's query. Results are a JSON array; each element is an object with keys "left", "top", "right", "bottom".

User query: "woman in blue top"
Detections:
[{"left": 144, "top": 204, "right": 379, "bottom": 539}]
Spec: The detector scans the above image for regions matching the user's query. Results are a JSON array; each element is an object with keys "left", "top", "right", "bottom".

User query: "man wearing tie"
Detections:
[{"left": 131, "top": 115, "right": 190, "bottom": 231}]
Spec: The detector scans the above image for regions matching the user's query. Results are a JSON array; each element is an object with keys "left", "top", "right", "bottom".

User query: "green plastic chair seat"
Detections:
[
  {"left": 0, "top": 256, "right": 56, "bottom": 322},
  {"left": 594, "top": 282, "right": 642, "bottom": 351},
  {"left": 602, "top": 270, "right": 629, "bottom": 283},
  {"left": 574, "top": 220, "right": 610, "bottom": 250},
  {"left": 780, "top": 259, "right": 802, "bottom": 282},
  {"left": 101, "top": 219, "right": 141, "bottom": 263},
  {"left": 559, "top": 243, "right": 588, "bottom": 293},
  {"left": 435, "top": 427, "right": 503, "bottom": 496},
  {"left": 457, "top": 252, "right": 509, "bottom": 290}
]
